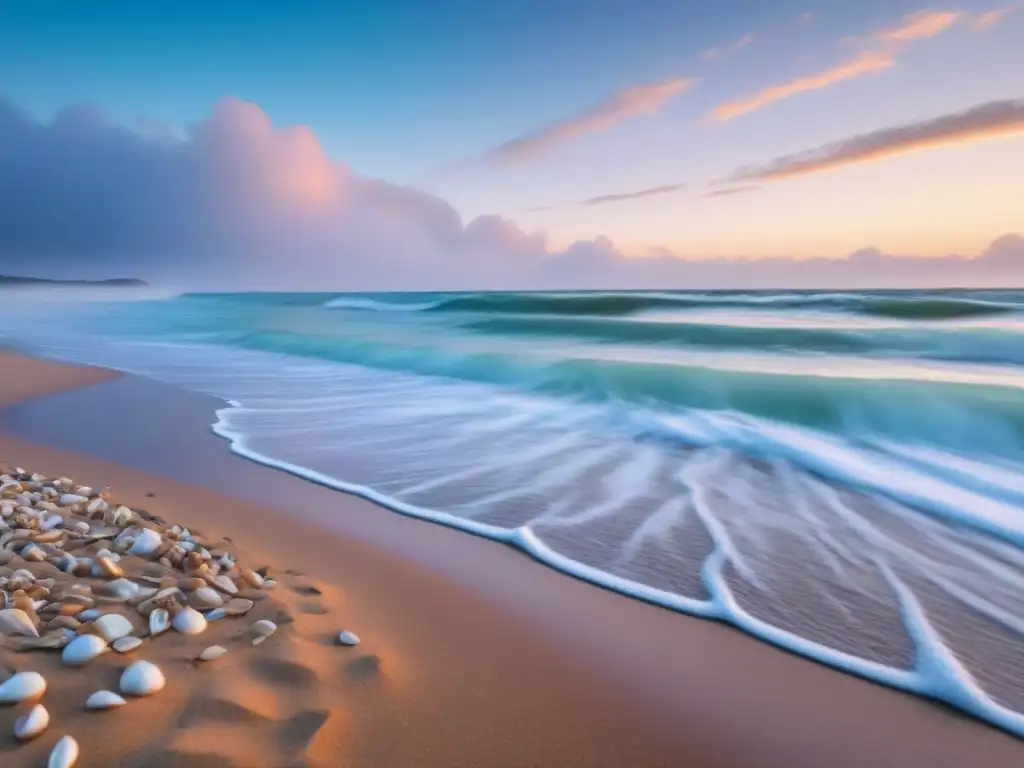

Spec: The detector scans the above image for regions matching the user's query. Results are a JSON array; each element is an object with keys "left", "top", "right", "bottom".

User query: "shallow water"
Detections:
[{"left": 2, "top": 288, "right": 1023, "bottom": 735}]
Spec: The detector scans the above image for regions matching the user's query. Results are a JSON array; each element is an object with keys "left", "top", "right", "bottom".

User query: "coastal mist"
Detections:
[{"left": 3, "top": 288, "right": 1024, "bottom": 734}]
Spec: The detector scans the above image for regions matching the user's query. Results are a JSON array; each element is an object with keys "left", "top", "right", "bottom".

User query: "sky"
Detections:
[{"left": 0, "top": 0, "right": 1022, "bottom": 289}]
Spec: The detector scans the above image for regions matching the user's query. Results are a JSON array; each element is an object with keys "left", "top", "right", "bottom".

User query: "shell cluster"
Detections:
[{"left": 0, "top": 467, "right": 365, "bottom": 766}]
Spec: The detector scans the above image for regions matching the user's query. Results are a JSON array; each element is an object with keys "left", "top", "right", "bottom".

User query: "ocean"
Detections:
[{"left": 2, "top": 288, "right": 1024, "bottom": 735}]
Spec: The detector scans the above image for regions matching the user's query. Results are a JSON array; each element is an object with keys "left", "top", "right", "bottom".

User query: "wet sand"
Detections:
[{"left": 0, "top": 349, "right": 1021, "bottom": 767}]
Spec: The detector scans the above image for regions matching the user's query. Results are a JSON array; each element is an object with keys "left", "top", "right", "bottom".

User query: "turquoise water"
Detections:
[{"left": 2, "top": 288, "right": 1024, "bottom": 735}]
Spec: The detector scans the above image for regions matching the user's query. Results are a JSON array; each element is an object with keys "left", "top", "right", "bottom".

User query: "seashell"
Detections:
[
  {"left": 13, "top": 703, "right": 49, "bottom": 741},
  {"left": 224, "top": 598, "right": 254, "bottom": 616},
  {"left": 171, "top": 605, "right": 207, "bottom": 635},
  {"left": 85, "top": 690, "right": 127, "bottom": 710},
  {"left": 120, "top": 660, "right": 165, "bottom": 697},
  {"left": 262, "top": 579, "right": 277, "bottom": 590},
  {"left": 149, "top": 607, "right": 170, "bottom": 636},
  {"left": 59, "top": 494, "right": 88, "bottom": 506},
  {"left": 61, "top": 634, "right": 108, "bottom": 666},
  {"left": 103, "top": 579, "right": 140, "bottom": 600},
  {"left": 239, "top": 569, "right": 264, "bottom": 588},
  {"left": 205, "top": 608, "right": 227, "bottom": 621},
  {"left": 250, "top": 619, "right": 277, "bottom": 640},
  {"left": 39, "top": 514, "right": 64, "bottom": 532},
  {"left": 73, "top": 521, "right": 90, "bottom": 534},
  {"left": 128, "top": 528, "right": 162, "bottom": 557},
  {"left": 110, "top": 505, "right": 134, "bottom": 527},
  {"left": 75, "top": 486, "right": 94, "bottom": 497},
  {"left": 210, "top": 574, "right": 239, "bottom": 595},
  {"left": 93, "top": 613, "right": 134, "bottom": 642},
  {"left": 12, "top": 628, "right": 74, "bottom": 651},
  {"left": 191, "top": 587, "right": 223, "bottom": 609},
  {"left": 337, "top": 630, "right": 360, "bottom": 646},
  {"left": 77, "top": 608, "right": 101, "bottom": 622},
  {"left": 0, "top": 670, "right": 47, "bottom": 702},
  {"left": 252, "top": 636, "right": 267, "bottom": 646},
  {"left": 86, "top": 497, "right": 107, "bottom": 516},
  {"left": 198, "top": 645, "right": 228, "bottom": 661},
  {"left": 48, "top": 734, "right": 79, "bottom": 768},
  {"left": 112, "top": 636, "right": 142, "bottom": 653},
  {"left": 0, "top": 607, "right": 39, "bottom": 637}
]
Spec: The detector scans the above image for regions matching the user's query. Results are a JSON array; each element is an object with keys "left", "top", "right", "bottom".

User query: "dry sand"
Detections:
[{"left": 0, "top": 349, "right": 1021, "bottom": 767}]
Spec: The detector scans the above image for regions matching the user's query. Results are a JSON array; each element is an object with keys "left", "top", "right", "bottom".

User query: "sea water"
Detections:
[{"left": 2, "top": 288, "right": 1023, "bottom": 735}]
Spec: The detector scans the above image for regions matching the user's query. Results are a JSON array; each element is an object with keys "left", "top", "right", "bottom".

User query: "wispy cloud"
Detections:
[
  {"left": 713, "top": 52, "right": 893, "bottom": 121},
  {"left": 704, "top": 185, "right": 761, "bottom": 198},
  {"left": 972, "top": 5, "right": 1017, "bottom": 29},
  {"left": 701, "top": 33, "right": 756, "bottom": 62},
  {"left": 581, "top": 182, "right": 686, "bottom": 206},
  {"left": 526, "top": 181, "right": 685, "bottom": 212},
  {"left": 477, "top": 77, "right": 696, "bottom": 167},
  {"left": 729, "top": 99, "right": 1024, "bottom": 182},
  {"left": 712, "top": 10, "right": 962, "bottom": 122}
]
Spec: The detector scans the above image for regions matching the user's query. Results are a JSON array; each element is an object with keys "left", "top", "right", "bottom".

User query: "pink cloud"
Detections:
[
  {"left": 477, "top": 77, "right": 697, "bottom": 167},
  {"left": 972, "top": 5, "right": 1017, "bottom": 29}
]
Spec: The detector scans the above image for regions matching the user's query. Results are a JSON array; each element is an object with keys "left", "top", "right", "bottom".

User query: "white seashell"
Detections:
[
  {"left": 252, "top": 636, "right": 267, "bottom": 646},
  {"left": 337, "top": 630, "right": 360, "bottom": 646},
  {"left": 192, "top": 587, "right": 223, "bottom": 608},
  {"left": 61, "top": 634, "right": 108, "bottom": 666},
  {"left": 59, "top": 493, "right": 88, "bottom": 506},
  {"left": 120, "top": 660, "right": 165, "bottom": 697},
  {"left": 75, "top": 486, "right": 94, "bottom": 497},
  {"left": 0, "top": 607, "right": 40, "bottom": 638},
  {"left": 85, "top": 690, "right": 127, "bottom": 710},
  {"left": 250, "top": 619, "right": 277, "bottom": 639},
  {"left": 112, "top": 636, "right": 142, "bottom": 653},
  {"left": 205, "top": 608, "right": 227, "bottom": 621},
  {"left": 198, "top": 645, "right": 228, "bottom": 661},
  {"left": 0, "top": 671, "right": 47, "bottom": 703},
  {"left": 93, "top": 614, "right": 134, "bottom": 642},
  {"left": 128, "top": 528, "right": 162, "bottom": 557},
  {"left": 14, "top": 703, "right": 49, "bottom": 741},
  {"left": 149, "top": 608, "right": 170, "bottom": 636},
  {"left": 48, "top": 734, "right": 79, "bottom": 768},
  {"left": 77, "top": 609, "right": 101, "bottom": 622},
  {"left": 172, "top": 606, "right": 207, "bottom": 635},
  {"left": 73, "top": 520, "right": 90, "bottom": 533},
  {"left": 224, "top": 598, "right": 254, "bottom": 616},
  {"left": 263, "top": 579, "right": 277, "bottom": 590},
  {"left": 111, "top": 505, "right": 134, "bottom": 527},
  {"left": 86, "top": 498, "right": 107, "bottom": 515},
  {"left": 40, "top": 514, "right": 64, "bottom": 531}
]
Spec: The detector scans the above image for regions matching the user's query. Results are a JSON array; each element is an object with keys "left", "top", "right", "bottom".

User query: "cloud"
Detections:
[
  {"left": 713, "top": 52, "right": 894, "bottom": 121},
  {"left": 700, "top": 33, "right": 755, "bottom": 62},
  {"left": 471, "top": 77, "right": 696, "bottom": 168},
  {"left": 713, "top": 10, "right": 961, "bottom": 122},
  {"left": 0, "top": 93, "right": 1021, "bottom": 291},
  {"left": 973, "top": 5, "right": 1017, "bottom": 29},
  {"left": 580, "top": 182, "right": 686, "bottom": 206},
  {"left": 729, "top": 99, "right": 1024, "bottom": 182},
  {"left": 704, "top": 185, "right": 761, "bottom": 198}
]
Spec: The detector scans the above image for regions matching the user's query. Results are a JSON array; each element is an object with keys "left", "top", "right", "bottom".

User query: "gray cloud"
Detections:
[
  {"left": 704, "top": 185, "right": 761, "bottom": 198},
  {"left": 729, "top": 99, "right": 1024, "bottom": 182},
  {"left": 0, "top": 94, "right": 1021, "bottom": 291},
  {"left": 581, "top": 182, "right": 686, "bottom": 206}
]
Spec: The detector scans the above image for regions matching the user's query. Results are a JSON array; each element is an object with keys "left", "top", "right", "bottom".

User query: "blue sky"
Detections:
[{"left": 0, "top": 0, "right": 1022, "bottom": 287}]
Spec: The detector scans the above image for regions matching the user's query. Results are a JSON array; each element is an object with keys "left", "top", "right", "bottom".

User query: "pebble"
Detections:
[
  {"left": 0, "top": 671, "right": 47, "bottom": 703},
  {"left": 224, "top": 598, "right": 254, "bottom": 616},
  {"left": 129, "top": 528, "right": 162, "bottom": 558},
  {"left": 85, "top": 690, "right": 127, "bottom": 710},
  {"left": 104, "top": 579, "right": 139, "bottom": 600},
  {"left": 337, "top": 630, "right": 360, "bottom": 647},
  {"left": 112, "top": 636, "right": 142, "bottom": 653},
  {"left": 61, "top": 634, "right": 108, "bottom": 666},
  {"left": 59, "top": 493, "right": 89, "bottom": 506},
  {"left": 93, "top": 613, "right": 134, "bottom": 642},
  {"left": 120, "top": 660, "right": 166, "bottom": 697},
  {"left": 250, "top": 619, "right": 277, "bottom": 640},
  {"left": 13, "top": 703, "right": 49, "bottom": 741},
  {"left": 198, "top": 645, "right": 228, "bottom": 661},
  {"left": 77, "top": 608, "right": 101, "bottom": 622},
  {"left": 171, "top": 605, "right": 207, "bottom": 635},
  {"left": 205, "top": 607, "right": 227, "bottom": 621},
  {"left": 48, "top": 734, "right": 79, "bottom": 768},
  {"left": 192, "top": 587, "right": 223, "bottom": 608}
]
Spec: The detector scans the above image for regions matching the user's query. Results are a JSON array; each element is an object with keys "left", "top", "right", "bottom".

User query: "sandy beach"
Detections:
[{"left": 0, "top": 349, "right": 1021, "bottom": 767}]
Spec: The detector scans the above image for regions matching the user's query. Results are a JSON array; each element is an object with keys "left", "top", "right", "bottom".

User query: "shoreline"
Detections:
[{"left": 1, "top": 350, "right": 1022, "bottom": 766}]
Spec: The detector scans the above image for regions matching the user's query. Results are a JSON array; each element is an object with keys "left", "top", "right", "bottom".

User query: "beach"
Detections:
[{"left": 0, "top": 349, "right": 1022, "bottom": 767}]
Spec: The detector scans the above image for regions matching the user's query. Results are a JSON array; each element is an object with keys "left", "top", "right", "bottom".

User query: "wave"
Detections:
[
  {"left": 316, "top": 290, "right": 1024, "bottom": 321},
  {"left": 462, "top": 315, "right": 1024, "bottom": 364}
]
